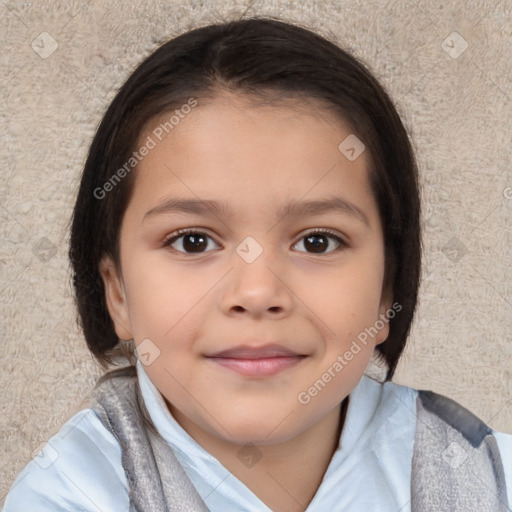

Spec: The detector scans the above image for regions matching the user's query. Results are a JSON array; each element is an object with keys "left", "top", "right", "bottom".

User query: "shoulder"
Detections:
[
  {"left": 414, "top": 387, "right": 511, "bottom": 450},
  {"left": 382, "top": 377, "right": 510, "bottom": 444},
  {"left": 492, "top": 429, "right": 512, "bottom": 504},
  {"left": 410, "top": 385, "right": 512, "bottom": 506},
  {"left": 2, "top": 407, "right": 129, "bottom": 512},
  {"left": 379, "top": 378, "right": 511, "bottom": 469}
]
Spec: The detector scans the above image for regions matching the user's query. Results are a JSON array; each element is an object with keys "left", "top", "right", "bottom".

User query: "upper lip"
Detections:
[{"left": 206, "top": 343, "right": 305, "bottom": 359}]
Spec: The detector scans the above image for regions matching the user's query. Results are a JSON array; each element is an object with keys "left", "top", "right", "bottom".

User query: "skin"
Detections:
[{"left": 100, "top": 91, "right": 391, "bottom": 511}]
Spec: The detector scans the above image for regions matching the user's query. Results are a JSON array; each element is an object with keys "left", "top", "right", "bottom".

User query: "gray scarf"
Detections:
[{"left": 88, "top": 366, "right": 509, "bottom": 511}]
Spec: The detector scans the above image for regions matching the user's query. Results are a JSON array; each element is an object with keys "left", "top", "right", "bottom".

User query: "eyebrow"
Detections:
[{"left": 143, "top": 196, "right": 370, "bottom": 227}]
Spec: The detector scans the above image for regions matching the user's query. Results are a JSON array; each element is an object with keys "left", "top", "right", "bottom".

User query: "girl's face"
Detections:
[{"left": 100, "top": 92, "right": 391, "bottom": 446}]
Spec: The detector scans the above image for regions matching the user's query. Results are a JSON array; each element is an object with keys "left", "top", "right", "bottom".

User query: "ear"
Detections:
[
  {"left": 375, "top": 286, "right": 393, "bottom": 346},
  {"left": 98, "top": 255, "right": 133, "bottom": 341}
]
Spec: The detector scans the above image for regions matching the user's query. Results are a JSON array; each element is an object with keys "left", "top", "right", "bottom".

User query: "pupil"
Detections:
[
  {"left": 306, "top": 234, "right": 327, "bottom": 253},
  {"left": 181, "top": 234, "right": 329, "bottom": 253},
  {"left": 184, "top": 234, "right": 207, "bottom": 252}
]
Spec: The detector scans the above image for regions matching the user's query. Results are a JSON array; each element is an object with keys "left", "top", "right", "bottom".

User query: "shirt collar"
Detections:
[{"left": 135, "top": 359, "right": 416, "bottom": 511}]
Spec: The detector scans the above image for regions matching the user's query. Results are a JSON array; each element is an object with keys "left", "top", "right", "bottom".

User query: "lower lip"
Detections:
[{"left": 207, "top": 356, "right": 306, "bottom": 377}]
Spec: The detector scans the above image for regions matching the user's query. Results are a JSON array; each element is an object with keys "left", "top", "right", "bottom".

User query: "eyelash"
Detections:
[{"left": 161, "top": 228, "right": 347, "bottom": 255}]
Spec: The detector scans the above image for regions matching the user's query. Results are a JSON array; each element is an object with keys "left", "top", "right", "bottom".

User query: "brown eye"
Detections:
[
  {"left": 293, "top": 230, "right": 345, "bottom": 254},
  {"left": 163, "top": 230, "right": 220, "bottom": 253},
  {"left": 305, "top": 233, "right": 329, "bottom": 253}
]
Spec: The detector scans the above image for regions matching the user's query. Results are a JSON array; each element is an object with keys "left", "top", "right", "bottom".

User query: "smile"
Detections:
[
  {"left": 204, "top": 342, "right": 309, "bottom": 377},
  {"left": 206, "top": 355, "right": 307, "bottom": 377}
]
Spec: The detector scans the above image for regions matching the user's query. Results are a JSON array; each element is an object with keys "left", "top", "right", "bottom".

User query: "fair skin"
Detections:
[{"left": 100, "top": 91, "right": 391, "bottom": 511}]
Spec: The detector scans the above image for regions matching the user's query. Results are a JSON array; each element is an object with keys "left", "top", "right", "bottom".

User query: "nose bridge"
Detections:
[{"left": 221, "top": 235, "right": 292, "bottom": 316}]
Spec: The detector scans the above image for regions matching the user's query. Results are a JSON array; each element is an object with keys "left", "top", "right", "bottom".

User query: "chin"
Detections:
[{"left": 211, "top": 410, "right": 308, "bottom": 446}]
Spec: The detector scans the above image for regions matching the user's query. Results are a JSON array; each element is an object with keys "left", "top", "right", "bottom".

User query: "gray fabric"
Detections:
[
  {"left": 138, "top": 385, "right": 209, "bottom": 512},
  {"left": 411, "top": 390, "right": 510, "bottom": 511},
  {"left": 90, "top": 366, "right": 208, "bottom": 512},
  {"left": 88, "top": 366, "right": 509, "bottom": 511}
]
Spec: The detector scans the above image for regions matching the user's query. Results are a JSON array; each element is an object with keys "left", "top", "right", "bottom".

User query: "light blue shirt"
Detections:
[{"left": 2, "top": 360, "right": 511, "bottom": 511}]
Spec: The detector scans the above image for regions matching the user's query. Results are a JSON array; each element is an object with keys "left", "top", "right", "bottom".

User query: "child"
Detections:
[{"left": 3, "top": 16, "right": 511, "bottom": 512}]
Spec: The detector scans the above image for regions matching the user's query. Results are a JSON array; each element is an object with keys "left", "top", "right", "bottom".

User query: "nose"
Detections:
[{"left": 220, "top": 245, "right": 294, "bottom": 319}]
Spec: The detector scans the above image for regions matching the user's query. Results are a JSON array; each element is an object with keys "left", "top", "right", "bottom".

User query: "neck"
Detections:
[{"left": 170, "top": 397, "right": 349, "bottom": 512}]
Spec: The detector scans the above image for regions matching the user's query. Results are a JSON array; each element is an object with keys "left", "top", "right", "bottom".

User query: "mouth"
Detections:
[{"left": 204, "top": 343, "right": 308, "bottom": 377}]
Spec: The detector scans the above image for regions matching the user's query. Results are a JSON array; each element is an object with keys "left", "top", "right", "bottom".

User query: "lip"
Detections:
[
  {"left": 207, "top": 343, "right": 303, "bottom": 359},
  {"left": 205, "top": 343, "right": 308, "bottom": 377}
]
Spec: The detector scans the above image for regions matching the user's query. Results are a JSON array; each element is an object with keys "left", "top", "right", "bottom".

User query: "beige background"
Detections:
[{"left": 1, "top": 0, "right": 511, "bottom": 502}]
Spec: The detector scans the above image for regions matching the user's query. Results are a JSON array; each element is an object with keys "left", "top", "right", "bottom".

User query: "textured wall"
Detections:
[{"left": 1, "top": 0, "right": 511, "bottom": 501}]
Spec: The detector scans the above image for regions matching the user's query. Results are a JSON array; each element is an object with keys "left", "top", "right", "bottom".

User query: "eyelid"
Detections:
[
  {"left": 292, "top": 228, "right": 347, "bottom": 252},
  {"left": 295, "top": 227, "right": 347, "bottom": 244},
  {"left": 161, "top": 228, "right": 221, "bottom": 251},
  {"left": 295, "top": 227, "right": 346, "bottom": 241}
]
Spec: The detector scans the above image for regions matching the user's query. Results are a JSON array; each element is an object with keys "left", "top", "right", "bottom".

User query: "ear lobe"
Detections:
[
  {"left": 98, "top": 256, "right": 133, "bottom": 341},
  {"left": 375, "top": 296, "right": 392, "bottom": 346}
]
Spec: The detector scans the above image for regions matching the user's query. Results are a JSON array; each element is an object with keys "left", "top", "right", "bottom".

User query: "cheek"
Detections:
[
  {"left": 122, "top": 260, "right": 179, "bottom": 341},
  {"left": 305, "top": 252, "right": 385, "bottom": 322},
  {"left": 123, "top": 256, "right": 216, "bottom": 360}
]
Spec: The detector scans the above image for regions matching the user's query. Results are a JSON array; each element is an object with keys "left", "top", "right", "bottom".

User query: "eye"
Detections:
[
  {"left": 162, "top": 229, "right": 220, "bottom": 254},
  {"left": 293, "top": 229, "right": 346, "bottom": 254}
]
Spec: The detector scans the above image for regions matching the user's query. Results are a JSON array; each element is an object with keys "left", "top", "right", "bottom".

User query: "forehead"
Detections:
[{"left": 129, "top": 92, "right": 377, "bottom": 224}]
